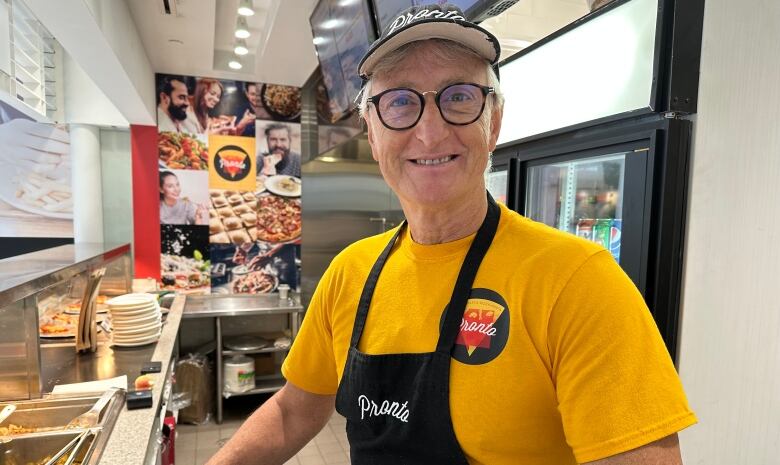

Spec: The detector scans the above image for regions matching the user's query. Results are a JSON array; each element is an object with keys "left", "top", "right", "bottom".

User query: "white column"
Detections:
[{"left": 70, "top": 124, "right": 104, "bottom": 243}]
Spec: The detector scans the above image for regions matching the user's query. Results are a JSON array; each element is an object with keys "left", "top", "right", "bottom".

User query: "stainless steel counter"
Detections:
[
  {"left": 40, "top": 335, "right": 157, "bottom": 394},
  {"left": 97, "top": 295, "right": 184, "bottom": 465},
  {"left": 182, "top": 294, "right": 304, "bottom": 318},
  {"left": 0, "top": 243, "right": 131, "bottom": 307}
]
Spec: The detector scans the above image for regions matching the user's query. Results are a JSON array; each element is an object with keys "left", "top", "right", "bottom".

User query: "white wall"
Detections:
[
  {"left": 24, "top": 0, "right": 155, "bottom": 125},
  {"left": 678, "top": 0, "right": 780, "bottom": 463},
  {"left": 63, "top": 51, "right": 128, "bottom": 127},
  {"left": 99, "top": 129, "right": 133, "bottom": 246}
]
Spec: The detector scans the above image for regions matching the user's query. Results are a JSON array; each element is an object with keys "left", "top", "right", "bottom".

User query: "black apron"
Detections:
[{"left": 335, "top": 193, "right": 500, "bottom": 464}]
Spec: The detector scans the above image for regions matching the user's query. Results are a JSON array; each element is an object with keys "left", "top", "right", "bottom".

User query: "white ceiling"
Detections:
[
  {"left": 125, "top": 0, "right": 595, "bottom": 87},
  {"left": 126, "top": 0, "right": 320, "bottom": 87},
  {"left": 480, "top": 0, "right": 591, "bottom": 61}
]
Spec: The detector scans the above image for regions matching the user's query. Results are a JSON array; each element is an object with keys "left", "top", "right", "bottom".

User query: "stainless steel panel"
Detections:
[
  {"left": 0, "top": 299, "right": 39, "bottom": 401},
  {"left": 182, "top": 295, "right": 303, "bottom": 318},
  {"left": 0, "top": 243, "right": 130, "bottom": 307},
  {"left": 301, "top": 154, "right": 404, "bottom": 305}
]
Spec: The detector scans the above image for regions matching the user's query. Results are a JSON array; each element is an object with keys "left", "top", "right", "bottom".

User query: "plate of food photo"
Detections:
[
  {"left": 261, "top": 84, "right": 302, "bottom": 121},
  {"left": 264, "top": 175, "right": 301, "bottom": 197}
]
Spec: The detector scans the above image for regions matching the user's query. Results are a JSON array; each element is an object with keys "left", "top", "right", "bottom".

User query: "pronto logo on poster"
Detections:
[
  {"left": 215, "top": 145, "right": 251, "bottom": 181},
  {"left": 208, "top": 134, "right": 256, "bottom": 191}
]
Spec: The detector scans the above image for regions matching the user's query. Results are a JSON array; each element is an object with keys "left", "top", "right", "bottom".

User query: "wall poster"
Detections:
[
  {"left": 155, "top": 74, "right": 301, "bottom": 295},
  {"left": 0, "top": 97, "right": 73, "bottom": 239}
]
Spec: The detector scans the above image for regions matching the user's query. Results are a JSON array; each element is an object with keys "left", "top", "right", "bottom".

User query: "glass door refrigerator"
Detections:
[{"left": 504, "top": 115, "right": 691, "bottom": 360}]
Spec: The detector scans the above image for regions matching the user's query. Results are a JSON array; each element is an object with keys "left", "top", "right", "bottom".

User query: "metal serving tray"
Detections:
[{"left": 0, "top": 390, "right": 126, "bottom": 465}]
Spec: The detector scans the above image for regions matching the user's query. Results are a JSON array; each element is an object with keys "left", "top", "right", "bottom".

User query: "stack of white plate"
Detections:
[{"left": 106, "top": 293, "right": 162, "bottom": 347}]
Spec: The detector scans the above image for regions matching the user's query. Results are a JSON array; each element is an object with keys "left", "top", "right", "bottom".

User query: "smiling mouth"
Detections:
[{"left": 413, "top": 155, "right": 457, "bottom": 166}]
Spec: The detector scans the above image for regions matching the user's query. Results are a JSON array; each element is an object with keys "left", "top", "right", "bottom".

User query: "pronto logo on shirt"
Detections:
[
  {"left": 358, "top": 395, "right": 410, "bottom": 423},
  {"left": 441, "top": 288, "right": 510, "bottom": 365},
  {"left": 386, "top": 8, "right": 465, "bottom": 36}
]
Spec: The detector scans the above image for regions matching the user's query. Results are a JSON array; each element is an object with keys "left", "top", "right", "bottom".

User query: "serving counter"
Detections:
[
  {"left": 97, "top": 295, "right": 183, "bottom": 465},
  {"left": 0, "top": 243, "right": 132, "bottom": 400}
]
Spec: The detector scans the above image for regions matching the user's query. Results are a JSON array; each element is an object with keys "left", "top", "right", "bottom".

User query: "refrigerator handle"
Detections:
[{"left": 507, "top": 157, "right": 522, "bottom": 213}]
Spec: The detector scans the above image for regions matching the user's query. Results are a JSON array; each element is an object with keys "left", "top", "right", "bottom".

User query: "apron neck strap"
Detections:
[
  {"left": 436, "top": 194, "right": 501, "bottom": 353},
  {"left": 349, "top": 222, "right": 406, "bottom": 349}
]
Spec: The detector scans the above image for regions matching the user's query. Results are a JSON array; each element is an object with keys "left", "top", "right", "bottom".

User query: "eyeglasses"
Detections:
[{"left": 367, "top": 82, "right": 494, "bottom": 131}]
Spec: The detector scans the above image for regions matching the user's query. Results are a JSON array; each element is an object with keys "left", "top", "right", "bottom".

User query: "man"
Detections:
[
  {"left": 260, "top": 123, "right": 301, "bottom": 178},
  {"left": 156, "top": 75, "right": 198, "bottom": 134},
  {"left": 234, "top": 82, "right": 271, "bottom": 137},
  {"left": 208, "top": 4, "right": 695, "bottom": 465}
]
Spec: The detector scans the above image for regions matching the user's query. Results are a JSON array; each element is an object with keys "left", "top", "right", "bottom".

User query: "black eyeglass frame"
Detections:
[{"left": 367, "top": 82, "right": 495, "bottom": 131}]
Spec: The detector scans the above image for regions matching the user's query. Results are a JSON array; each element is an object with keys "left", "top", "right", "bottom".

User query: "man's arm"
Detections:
[
  {"left": 583, "top": 434, "right": 682, "bottom": 465},
  {"left": 206, "top": 382, "right": 335, "bottom": 465}
]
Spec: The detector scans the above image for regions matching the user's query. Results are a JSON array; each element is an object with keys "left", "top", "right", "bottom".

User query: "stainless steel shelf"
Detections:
[
  {"left": 183, "top": 294, "right": 302, "bottom": 423},
  {"left": 223, "top": 377, "right": 285, "bottom": 398},
  {"left": 182, "top": 294, "right": 303, "bottom": 318},
  {"left": 223, "top": 346, "right": 290, "bottom": 356}
]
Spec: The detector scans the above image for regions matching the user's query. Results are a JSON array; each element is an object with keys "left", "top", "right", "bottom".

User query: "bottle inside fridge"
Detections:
[{"left": 525, "top": 152, "right": 626, "bottom": 262}]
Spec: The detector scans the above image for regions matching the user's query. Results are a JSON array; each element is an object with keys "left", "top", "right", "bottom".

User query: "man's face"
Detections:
[
  {"left": 267, "top": 129, "right": 290, "bottom": 157},
  {"left": 164, "top": 80, "right": 189, "bottom": 121},
  {"left": 246, "top": 85, "right": 260, "bottom": 107},
  {"left": 364, "top": 43, "right": 502, "bottom": 209}
]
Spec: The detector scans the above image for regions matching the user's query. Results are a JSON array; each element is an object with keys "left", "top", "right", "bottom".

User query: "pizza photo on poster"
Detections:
[
  {"left": 160, "top": 225, "right": 211, "bottom": 293},
  {"left": 210, "top": 242, "right": 297, "bottom": 295}
]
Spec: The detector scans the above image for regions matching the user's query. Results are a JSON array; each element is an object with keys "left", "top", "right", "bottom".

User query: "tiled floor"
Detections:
[{"left": 176, "top": 397, "right": 349, "bottom": 465}]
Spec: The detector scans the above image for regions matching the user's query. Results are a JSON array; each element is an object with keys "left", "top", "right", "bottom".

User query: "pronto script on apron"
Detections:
[{"left": 358, "top": 395, "right": 410, "bottom": 423}]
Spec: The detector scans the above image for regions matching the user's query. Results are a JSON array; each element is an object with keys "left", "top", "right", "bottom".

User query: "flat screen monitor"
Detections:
[
  {"left": 371, "top": 0, "right": 502, "bottom": 34},
  {"left": 310, "top": 0, "right": 376, "bottom": 122}
]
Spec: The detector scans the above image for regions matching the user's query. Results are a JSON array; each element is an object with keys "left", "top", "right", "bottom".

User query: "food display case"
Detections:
[{"left": 0, "top": 243, "right": 132, "bottom": 401}]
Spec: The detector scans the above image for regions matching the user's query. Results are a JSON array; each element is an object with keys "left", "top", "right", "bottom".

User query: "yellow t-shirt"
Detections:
[{"left": 282, "top": 203, "right": 696, "bottom": 464}]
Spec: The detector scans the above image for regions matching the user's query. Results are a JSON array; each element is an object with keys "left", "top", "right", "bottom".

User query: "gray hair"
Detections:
[{"left": 356, "top": 39, "right": 503, "bottom": 178}]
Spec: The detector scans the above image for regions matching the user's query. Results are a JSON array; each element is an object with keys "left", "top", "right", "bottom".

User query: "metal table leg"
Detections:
[{"left": 216, "top": 316, "right": 223, "bottom": 424}]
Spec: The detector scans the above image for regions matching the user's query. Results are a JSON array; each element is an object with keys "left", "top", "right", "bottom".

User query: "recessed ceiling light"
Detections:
[
  {"left": 235, "top": 16, "right": 250, "bottom": 39},
  {"left": 234, "top": 38, "right": 249, "bottom": 55},
  {"left": 228, "top": 60, "right": 243, "bottom": 70},
  {"left": 312, "top": 36, "right": 325, "bottom": 46},
  {"left": 238, "top": 0, "right": 255, "bottom": 16}
]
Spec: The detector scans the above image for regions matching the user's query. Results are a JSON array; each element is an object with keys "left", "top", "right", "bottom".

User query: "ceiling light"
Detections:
[
  {"left": 235, "top": 16, "right": 250, "bottom": 39},
  {"left": 228, "top": 59, "right": 243, "bottom": 70},
  {"left": 234, "top": 39, "right": 249, "bottom": 55},
  {"left": 238, "top": 0, "right": 255, "bottom": 16},
  {"left": 312, "top": 36, "right": 325, "bottom": 46}
]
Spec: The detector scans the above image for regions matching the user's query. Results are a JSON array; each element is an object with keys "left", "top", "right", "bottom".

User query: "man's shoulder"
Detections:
[{"left": 495, "top": 205, "right": 605, "bottom": 266}]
